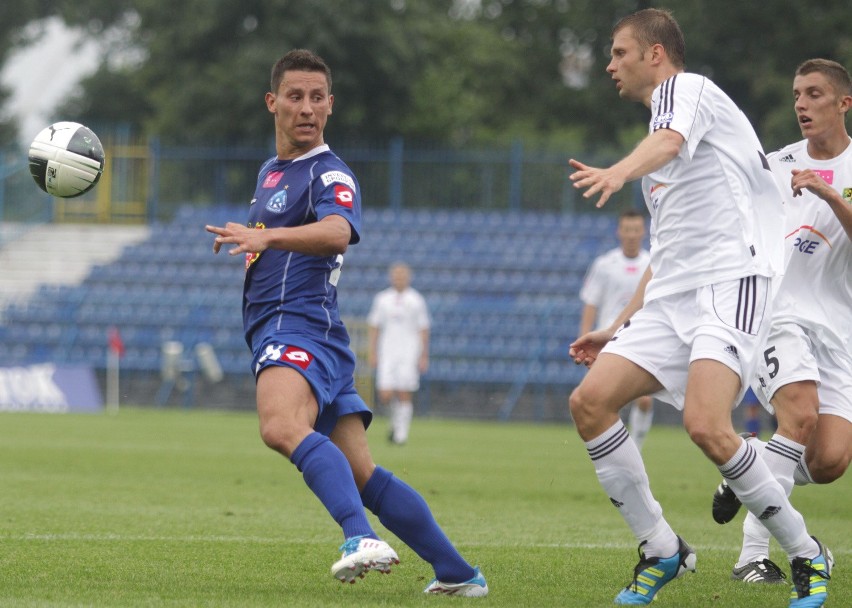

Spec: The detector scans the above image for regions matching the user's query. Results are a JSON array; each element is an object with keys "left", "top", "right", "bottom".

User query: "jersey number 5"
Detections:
[{"left": 763, "top": 346, "right": 779, "bottom": 379}]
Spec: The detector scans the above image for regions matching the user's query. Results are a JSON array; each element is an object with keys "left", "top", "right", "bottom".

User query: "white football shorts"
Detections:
[
  {"left": 602, "top": 276, "right": 771, "bottom": 410},
  {"left": 753, "top": 321, "right": 852, "bottom": 423},
  {"left": 376, "top": 355, "right": 421, "bottom": 392}
]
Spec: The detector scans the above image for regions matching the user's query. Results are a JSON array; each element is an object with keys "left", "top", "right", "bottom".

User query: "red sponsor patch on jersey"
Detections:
[
  {"left": 334, "top": 184, "right": 354, "bottom": 208},
  {"left": 263, "top": 171, "right": 284, "bottom": 188},
  {"left": 282, "top": 346, "right": 314, "bottom": 370}
]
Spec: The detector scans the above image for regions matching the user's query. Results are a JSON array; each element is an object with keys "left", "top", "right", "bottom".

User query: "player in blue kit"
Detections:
[{"left": 205, "top": 49, "right": 486, "bottom": 597}]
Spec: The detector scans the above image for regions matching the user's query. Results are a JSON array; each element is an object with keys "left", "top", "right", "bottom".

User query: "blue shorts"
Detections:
[{"left": 250, "top": 329, "right": 372, "bottom": 436}]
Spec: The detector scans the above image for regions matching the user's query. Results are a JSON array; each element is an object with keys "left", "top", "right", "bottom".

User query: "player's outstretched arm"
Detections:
[
  {"left": 206, "top": 215, "right": 351, "bottom": 257},
  {"left": 569, "top": 129, "right": 683, "bottom": 208}
]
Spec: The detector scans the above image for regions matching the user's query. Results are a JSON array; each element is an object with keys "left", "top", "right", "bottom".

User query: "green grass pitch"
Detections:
[{"left": 0, "top": 407, "right": 848, "bottom": 607}]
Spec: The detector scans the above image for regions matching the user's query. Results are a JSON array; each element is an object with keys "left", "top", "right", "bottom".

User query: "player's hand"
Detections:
[
  {"left": 568, "top": 158, "right": 625, "bottom": 209},
  {"left": 568, "top": 329, "right": 613, "bottom": 367},
  {"left": 790, "top": 168, "right": 835, "bottom": 202},
  {"left": 206, "top": 222, "right": 268, "bottom": 256}
]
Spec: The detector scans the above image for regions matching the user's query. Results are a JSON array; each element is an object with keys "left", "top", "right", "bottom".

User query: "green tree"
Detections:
[{"left": 3, "top": 0, "right": 852, "bottom": 152}]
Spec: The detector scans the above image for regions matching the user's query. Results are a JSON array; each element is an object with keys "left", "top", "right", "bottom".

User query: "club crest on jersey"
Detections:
[
  {"left": 263, "top": 171, "right": 284, "bottom": 188},
  {"left": 335, "top": 184, "right": 354, "bottom": 208},
  {"left": 843, "top": 187, "right": 852, "bottom": 204},
  {"left": 266, "top": 190, "right": 287, "bottom": 213}
]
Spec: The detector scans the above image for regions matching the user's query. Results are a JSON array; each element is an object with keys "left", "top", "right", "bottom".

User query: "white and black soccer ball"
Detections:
[{"left": 28, "top": 122, "right": 105, "bottom": 198}]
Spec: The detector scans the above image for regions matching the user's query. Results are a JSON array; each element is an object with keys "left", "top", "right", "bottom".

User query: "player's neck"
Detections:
[
  {"left": 806, "top": 130, "right": 851, "bottom": 160},
  {"left": 644, "top": 67, "right": 682, "bottom": 107}
]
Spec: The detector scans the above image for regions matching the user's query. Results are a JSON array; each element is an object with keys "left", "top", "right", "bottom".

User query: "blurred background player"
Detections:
[
  {"left": 367, "top": 262, "right": 431, "bottom": 445},
  {"left": 205, "top": 49, "right": 487, "bottom": 597},
  {"left": 711, "top": 58, "right": 851, "bottom": 586},
  {"left": 579, "top": 208, "right": 654, "bottom": 450}
]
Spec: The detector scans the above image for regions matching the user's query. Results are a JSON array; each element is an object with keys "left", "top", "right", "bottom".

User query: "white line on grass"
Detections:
[{"left": 3, "top": 533, "right": 849, "bottom": 555}]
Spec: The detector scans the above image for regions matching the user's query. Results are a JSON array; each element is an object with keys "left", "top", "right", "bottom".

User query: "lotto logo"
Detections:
[
  {"left": 335, "top": 185, "right": 353, "bottom": 208},
  {"left": 283, "top": 346, "right": 314, "bottom": 370}
]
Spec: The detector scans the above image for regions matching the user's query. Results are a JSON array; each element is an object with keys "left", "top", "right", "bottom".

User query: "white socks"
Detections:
[
  {"left": 720, "top": 438, "right": 818, "bottom": 562},
  {"left": 585, "top": 420, "right": 677, "bottom": 558},
  {"left": 390, "top": 399, "right": 414, "bottom": 444},
  {"left": 628, "top": 402, "right": 654, "bottom": 452},
  {"left": 736, "top": 435, "right": 805, "bottom": 566}
]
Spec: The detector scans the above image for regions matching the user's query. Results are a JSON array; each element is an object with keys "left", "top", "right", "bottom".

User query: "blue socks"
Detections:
[
  {"left": 361, "top": 466, "right": 475, "bottom": 583},
  {"left": 290, "top": 432, "right": 375, "bottom": 540},
  {"left": 290, "top": 436, "right": 474, "bottom": 583}
]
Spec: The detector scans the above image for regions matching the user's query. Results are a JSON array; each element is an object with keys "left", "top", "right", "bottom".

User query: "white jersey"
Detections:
[
  {"left": 767, "top": 138, "right": 852, "bottom": 352},
  {"left": 580, "top": 247, "right": 650, "bottom": 329},
  {"left": 367, "top": 286, "right": 430, "bottom": 362},
  {"left": 641, "top": 73, "right": 785, "bottom": 303}
]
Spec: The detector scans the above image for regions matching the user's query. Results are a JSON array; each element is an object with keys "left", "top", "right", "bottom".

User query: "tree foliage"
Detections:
[{"left": 3, "top": 0, "right": 852, "bottom": 153}]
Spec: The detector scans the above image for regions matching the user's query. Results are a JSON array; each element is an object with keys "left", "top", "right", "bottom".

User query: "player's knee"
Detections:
[
  {"left": 569, "top": 385, "right": 609, "bottom": 432},
  {"left": 683, "top": 415, "right": 726, "bottom": 458},
  {"left": 258, "top": 419, "right": 302, "bottom": 457},
  {"left": 568, "top": 387, "right": 592, "bottom": 424}
]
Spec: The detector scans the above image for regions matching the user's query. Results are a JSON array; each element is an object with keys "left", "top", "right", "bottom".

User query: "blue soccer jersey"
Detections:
[{"left": 243, "top": 144, "right": 361, "bottom": 348}]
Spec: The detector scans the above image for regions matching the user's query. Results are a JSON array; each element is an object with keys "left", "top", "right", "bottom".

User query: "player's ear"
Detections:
[
  {"left": 265, "top": 92, "right": 276, "bottom": 113},
  {"left": 838, "top": 93, "right": 852, "bottom": 116},
  {"left": 649, "top": 43, "right": 666, "bottom": 66},
  {"left": 328, "top": 93, "right": 334, "bottom": 114}
]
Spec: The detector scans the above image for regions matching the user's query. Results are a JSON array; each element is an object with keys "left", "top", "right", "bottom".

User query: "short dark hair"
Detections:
[
  {"left": 270, "top": 49, "right": 332, "bottom": 94},
  {"left": 795, "top": 58, "right": 852, "bottom": 97},
  {"left": 619, "top": 208, "right": 645, "bottom": 221},
  {"left": 613, "top": 8, "right": 685, "bottom": 70}
]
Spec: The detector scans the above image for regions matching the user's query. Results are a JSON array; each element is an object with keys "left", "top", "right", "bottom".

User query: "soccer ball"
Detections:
[{"left": 28, "top": 122, "right": 105, "bottom": 198}]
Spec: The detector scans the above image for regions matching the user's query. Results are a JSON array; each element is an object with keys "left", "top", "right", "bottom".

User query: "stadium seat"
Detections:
[{"left": 0, "top": 207, "right": 622, "bottom": 393}]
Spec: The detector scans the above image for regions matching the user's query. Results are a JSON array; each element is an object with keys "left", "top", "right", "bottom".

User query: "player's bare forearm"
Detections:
[
  {"left": 606, "top": 266, "right": 652, "bottom": 333},
  {"left": 569, "top": 129, "right": 683, "bottom": 208},
  {"left": 792, "top": 169, "right": 852, "bottom": 242},
  {"left": 206, "top": 214, "right": 350, "bottom": 257}
]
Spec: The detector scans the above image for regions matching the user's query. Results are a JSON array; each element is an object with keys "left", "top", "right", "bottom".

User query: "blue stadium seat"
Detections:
[{"left": 0, "top": 207, "right": 599, "bottom": 383}]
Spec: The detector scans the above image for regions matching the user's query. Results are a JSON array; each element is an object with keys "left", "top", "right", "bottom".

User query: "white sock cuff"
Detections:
[
  {"left": 794, "top": 458, "right": 815, "bottom": 486},
  {"left": 765, "top": 434, "right": 805, "bottom": 464},
  {"left": 585, "top": 420, "right": 629, "bottom": 461}
]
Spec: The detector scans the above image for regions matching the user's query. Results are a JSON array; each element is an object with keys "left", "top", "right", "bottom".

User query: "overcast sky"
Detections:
[{"left": 2, "top": 16, "right": 99, "bottom": 144}]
